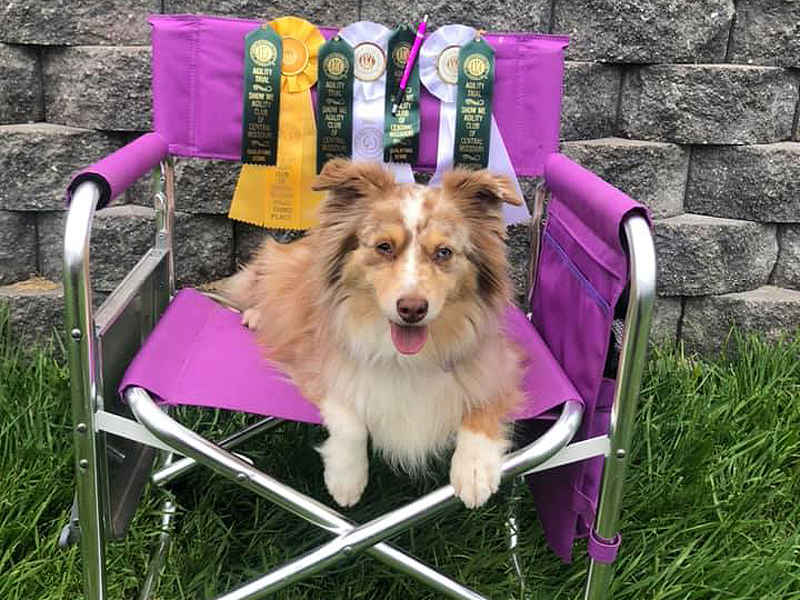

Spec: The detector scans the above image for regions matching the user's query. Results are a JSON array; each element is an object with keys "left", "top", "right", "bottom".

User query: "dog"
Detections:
[{"left": 223, "top": 159, "right": 525, "bottom": 508}]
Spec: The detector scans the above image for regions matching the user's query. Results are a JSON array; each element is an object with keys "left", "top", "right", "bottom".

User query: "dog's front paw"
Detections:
[
  {"left": 450, "top": 430, "right": 507, "bottom": 509},
  {"left": 318, "top": 439, "right": 369, "bottom": 507},
  {"left": 241, "top": 308, "right": 260, "bottom": 330}
]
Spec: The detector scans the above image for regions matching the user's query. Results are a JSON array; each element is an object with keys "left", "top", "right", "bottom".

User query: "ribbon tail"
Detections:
[
  {"left": 489, "top": 116, "right": 528, "bottom": 223},
  {"left": 300, "top": 91, "right": 326, "bottom": 228},
  {"left": 352, "top": 95, "right": 384, "bottom": 164},
  {"left": 352, "top": 94, "right": 413, "bottom": 183},
  {"left": 430, "top": 101, "right": 456, "bottom": 186},
  {"left": 388, "top": 162, "right": 414, "bottom": 183},
  {"left": 230, "top": 165, "right": 268, "bottom": 226}
]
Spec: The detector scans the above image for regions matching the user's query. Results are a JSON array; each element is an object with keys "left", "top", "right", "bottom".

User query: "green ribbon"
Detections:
[
  {"left": 383, "top": 26, "right": 420, "bottom": 164},
  {"left": 316, "top": 36, "right": 355, "bottom": 173},
  {"left": 453, "top": 37, "right": 494, "bottom": 169},
  {"left": 241, "top": 25, "right": 283, "bottom": 165}
]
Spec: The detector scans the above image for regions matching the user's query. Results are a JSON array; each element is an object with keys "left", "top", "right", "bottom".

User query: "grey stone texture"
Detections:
[
  {"left": 0, "top": 124, "right": 123, "bottom": 211},
  {"left": 234, "top": 223, "right": 305, "bottom": 266},
  {"left": 619, "top": 65, "right": 799, "bottom": 144},
  {"left": 361, "top": 0, "right": 550, "bottom": 32},
  {"left": 653, "top": 214, "right": 778, "bottom": 296},
  {"left": 650, "top": 296, "right": 682, "bottom": 347},
  {"left": 0, "top": 44, "right": 42, "bottom": 124},
  {"left": 553, "top": 0, "right": 734, "bottom": 63},
  {"left": 174, "top": 212, "right": 235, "bottom": 287},
  {"left": 728, "top": 0, "right": 800, "bottom": 67},
  {"left": 163, "top": 0, "right": 359, "bottom": 27},
  {"left": 0, "top": 279, "right": 65, "bottom": 346},
  {"left": 682, "top": 286, "right": 800, "bottom": 355},
  {"left": 0, "top": 1, "right": 158, "bottom": 46},
  {"left": 234, "top": 222, "right": 265, "bottom": 266},
  {"left": 38, "top": 206, "right": 154, "bottom": 292},
  {"left": 771, "top": 226, "right": 800, "bottom": 290},
  {"left": 42, "top": 46, "right": 152, "bottom": 131},
  {"left": 132, "top": 159, "right": 240, "bottom": 214},
  {"left": 0, "top": 211, "right": 37, "bottom": 285},
  {"left": 507, "top": 223, "right": 532, "bottom": 307},
  {"left": 686, "top": 143, "right": 800, "bottom": 222},
  {"left": 561, "top": 138, "right": 687, "bottom": 219},
  {"left": 1, "top": 1, "right": 798, "bottom": 349},
  {"left": 561, "top": 62, "right": 621, "bottom": 141},
  {"left": 38, "top": 207, "right": 234, "bottom": 292}
]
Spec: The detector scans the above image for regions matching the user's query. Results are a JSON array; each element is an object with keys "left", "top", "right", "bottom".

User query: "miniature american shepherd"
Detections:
[{"left": 224, "top": 159, "right": 524, "bottom": 508}]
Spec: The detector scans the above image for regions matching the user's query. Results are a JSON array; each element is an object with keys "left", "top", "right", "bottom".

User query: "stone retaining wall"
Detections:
[{"left": 1, "top": 0, "right": 799, "bottom": 355}]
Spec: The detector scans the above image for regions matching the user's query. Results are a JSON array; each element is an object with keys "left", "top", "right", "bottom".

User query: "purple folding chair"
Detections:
[{"left": 60, "top": 15, "right": 655, "bottom": 600}]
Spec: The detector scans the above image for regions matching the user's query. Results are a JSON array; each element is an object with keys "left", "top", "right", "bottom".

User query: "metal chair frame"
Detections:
[{"left": 63, "top": 158, "right": 656, "bottom": 599}]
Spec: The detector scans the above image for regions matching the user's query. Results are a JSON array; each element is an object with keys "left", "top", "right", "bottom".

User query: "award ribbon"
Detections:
[
  {"left": 240, "top": 26, "right": 282, "bottom": 165},
  {"left": 230, "top": 17, "right": 326, "bottom": 230},
  {"left": 383, "top": 26, "right": 420, "bottom": 164},
  {"left": 419, "top": 25, "right": 527, "bottom": 223},
  {"left": 316, "top": 36, "right": 355, "bottom": 172},
  {"left": 453, "top": 37, "right": 493, "bottom": 169},
  {"left": 339, "top": 21, "right": 414, "bottom": 184}
]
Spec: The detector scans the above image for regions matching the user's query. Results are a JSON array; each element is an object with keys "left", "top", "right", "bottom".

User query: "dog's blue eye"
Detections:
[
  {"left": 435, "top": 247, "right": 453, "bottom": 261},
  {"left": 376, "top": 242, "right": 393, "bottom": 256}
]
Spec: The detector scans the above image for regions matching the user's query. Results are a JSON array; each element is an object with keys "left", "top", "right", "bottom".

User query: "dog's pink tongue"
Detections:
[{"left": 390, "top": 322, "right": 428, "bottom": 355}]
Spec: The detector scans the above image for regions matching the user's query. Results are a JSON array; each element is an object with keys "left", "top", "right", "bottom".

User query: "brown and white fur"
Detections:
[{"left": 223, "top": 159, "right": 524, "bottom": 508}]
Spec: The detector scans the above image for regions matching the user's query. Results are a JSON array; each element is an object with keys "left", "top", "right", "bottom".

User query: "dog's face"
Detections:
[{"left": 312, "top": 160, "right": 521, "bottom": 358}]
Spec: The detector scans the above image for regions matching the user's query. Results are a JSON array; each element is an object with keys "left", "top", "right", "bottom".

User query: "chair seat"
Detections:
[{"left": 120, "top": 289, "right": 582, "bottom": 423}]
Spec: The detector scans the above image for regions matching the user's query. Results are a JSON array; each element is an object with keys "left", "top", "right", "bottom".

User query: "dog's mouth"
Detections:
[{"left": 390, "top": 322, "right": 428, "bottom": 355}]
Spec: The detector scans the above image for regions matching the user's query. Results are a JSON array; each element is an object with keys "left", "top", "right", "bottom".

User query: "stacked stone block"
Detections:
[{"left": 0, "top": 0, "right": 798, "bottom": 355}]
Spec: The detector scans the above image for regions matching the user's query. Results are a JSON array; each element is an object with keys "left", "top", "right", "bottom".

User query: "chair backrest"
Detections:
[{"left": 148, "top": 15, "right": 567, "bottom": 177}]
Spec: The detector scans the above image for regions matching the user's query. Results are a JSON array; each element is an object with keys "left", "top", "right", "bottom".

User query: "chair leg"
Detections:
[
  {"left": 139, "top": 451, "right": 178, "bottom": 600},
  {"left": 504, "top": 476, "right": 525, "bottom": 588},
  {"left": 74, "top": 447, "right": 109, "bottom": 600},
  {"left": 584, "top": 215, "right": 656, "bottom": 600},
  {"left": 138, "top": 496, "right": 177, "bottom": 600}
]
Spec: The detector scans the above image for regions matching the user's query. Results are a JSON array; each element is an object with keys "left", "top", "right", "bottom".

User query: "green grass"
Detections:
[{"left": 1, "top": 315, "right": 799, "bottom": 599}]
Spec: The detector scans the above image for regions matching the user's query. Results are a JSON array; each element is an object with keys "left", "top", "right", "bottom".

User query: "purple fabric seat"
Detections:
[{"left": 120, "top": 289, "right": 582, "bottom": 424}]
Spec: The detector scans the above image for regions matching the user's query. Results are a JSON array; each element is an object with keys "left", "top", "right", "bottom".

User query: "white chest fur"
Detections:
[{"left": 326, "top": 357, "right": 465, "bottom": 473}]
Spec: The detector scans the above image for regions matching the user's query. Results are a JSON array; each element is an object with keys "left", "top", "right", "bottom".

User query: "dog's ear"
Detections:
[
  {"left": 312, "top": 159, "right": 396, "bottom": 213},
  {"left": 441, "top": 168, "right": 523, "bottom": 212},
  {"left": 312, "top": 160, "right": 395, "bottom": 288},
  {"left": 443, "top": 169, "right": 518, "bottom": 305}
]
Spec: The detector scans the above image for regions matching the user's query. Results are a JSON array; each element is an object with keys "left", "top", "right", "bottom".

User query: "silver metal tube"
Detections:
[
  {"left": 155, "top": 158, "right": 176, "bottom": 295},
  {"left": 63, "top": 181, "right": 108, "bottom": 600},
  {"left": 152, "top": 417, "right": 283, "bottom": 486},
  {"left": 505, "top": 477, "right": 525, "bottom": 584},
  {"left": 128, "top": 388, "right": 581, "bottom": 600},
  {"left": 209, "top": 402, "right": 583, "bottom": 600},
  {"left": 584, "top": 214, "right": 656, "bottom": 600},
  {"left": 127, "top": 387, "right": 492, "bottom": 600},
  {"left": 139, "top": 451, "right": 177, "bottom": 600},
  {"left": 138, "top": 497, "right": 176, "bottom": 600}
]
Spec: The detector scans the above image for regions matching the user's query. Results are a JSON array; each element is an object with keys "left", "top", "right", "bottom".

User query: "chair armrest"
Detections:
[
  {"left": 543, "top": 153, "right": 651, "bottom": 251},
  {"left": 66, "top": 132, "right": 169, "bottom": 210}
]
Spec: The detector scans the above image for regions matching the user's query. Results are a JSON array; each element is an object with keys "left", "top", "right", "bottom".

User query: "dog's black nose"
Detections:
[{"left": 397, "top": 297, "right": 428, "bottom": 324}]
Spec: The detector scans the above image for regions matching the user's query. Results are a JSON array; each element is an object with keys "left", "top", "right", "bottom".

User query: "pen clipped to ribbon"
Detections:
[{"left": 390, "top": 14, "right": 428, "bottom": 115}]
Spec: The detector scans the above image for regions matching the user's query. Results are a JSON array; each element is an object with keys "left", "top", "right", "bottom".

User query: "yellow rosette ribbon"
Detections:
[{"left": 230, "top": 17, "right": 326, "bottom": 229}]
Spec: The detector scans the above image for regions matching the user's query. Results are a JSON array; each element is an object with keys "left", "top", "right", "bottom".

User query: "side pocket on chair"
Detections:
[{"left": 531, "top": 229, "right": 613, "bottom": 399}]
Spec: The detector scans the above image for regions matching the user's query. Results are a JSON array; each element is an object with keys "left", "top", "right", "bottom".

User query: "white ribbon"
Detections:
[
  {"left": 339, "top": 21, "right": 414, "bottom": 184},
  {"left": 420, "top": 25, "right": 528, "bottom": 223}
]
